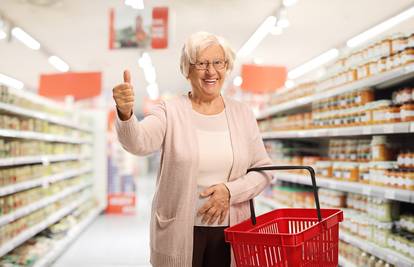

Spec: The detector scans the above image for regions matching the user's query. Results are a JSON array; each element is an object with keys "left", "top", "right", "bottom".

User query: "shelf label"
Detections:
[
  {"left": 362, "top": 187, "right": 372, "bottom": 195},
  {"left": 384, "top": 124, "right": 394, "bottom": 133},
  {"left": 385, "top": 190, "right": 396, "bottom": 200},
  {"left": 363, "top": 127, "right": 372, "bottom": 135}
]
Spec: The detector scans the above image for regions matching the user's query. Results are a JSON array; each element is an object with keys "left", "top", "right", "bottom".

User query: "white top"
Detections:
[{"left": 192, "top": 109, "right": 233, "bottom": 227}]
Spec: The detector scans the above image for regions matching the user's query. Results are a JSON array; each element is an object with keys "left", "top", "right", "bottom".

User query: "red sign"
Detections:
[
  {"left": 106, "top": 194, "right": 136, "bottom": 215},
  {"left": 241, "top": 64, "right": 287, "bottom": 93},
  {"left": 151, "top": 7, "right": 169, "bottom": 49},
  {"left": 39, "top": 72, "right": 102, "bottom": 100}
]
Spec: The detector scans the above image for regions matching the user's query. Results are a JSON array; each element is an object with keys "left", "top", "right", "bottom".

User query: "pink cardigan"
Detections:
[{"left": 115, "top": 94, "right": 272, "bottom": 267}]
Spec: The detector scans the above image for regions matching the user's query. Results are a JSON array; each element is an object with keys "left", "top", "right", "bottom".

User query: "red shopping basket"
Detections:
[{"left": 224, "top": 166, "right": 343, "bottom": 267}]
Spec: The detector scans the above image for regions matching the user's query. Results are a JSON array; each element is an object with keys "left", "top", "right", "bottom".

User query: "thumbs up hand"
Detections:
[{"left": 113, "top": 70, "right": 135, "bottom": 121}]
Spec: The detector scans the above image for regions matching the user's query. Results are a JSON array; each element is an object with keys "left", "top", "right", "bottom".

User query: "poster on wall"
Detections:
[{"left": 109, "top": 6, "right": 169, "bottom": 49}]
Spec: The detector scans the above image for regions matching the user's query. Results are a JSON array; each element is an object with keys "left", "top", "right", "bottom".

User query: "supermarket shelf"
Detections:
[
  {"left": 256, "top": 195, "right": 287, "bottom": 209},
  {"left": 0, "top": 166, "right": 93, "bottom": 197},
  {"left": 0, "top": 102, "right": 93, "bottom": 133},
  {"left": 257, "top": 64, "right": 414, "bottom": 119},
  {"left": 0, "top": 154, "right": 91, "bottom": 167},
  {"left": 338, "top": 256, "right": 357, "bottom": 267},
  {"left": 0, "top": 181, "right": 92, "bottom": 227},
  {"left": 274, "top": 172, "right": 414, "bottom": 203},
  {"left": 340, "top": 232, "right": 414, "bottom": 267},
  {"left": 0, "top": 129, "right": 92, "bottom": 144},
  {"left": 0, "top": 194, "right": 91, "bottom": 258},
  {"left": 261, "top": 122, "right": 413, "bottom": 139},
  {"left": 33, "top": 205, "right": 104, "bottom": 267}
]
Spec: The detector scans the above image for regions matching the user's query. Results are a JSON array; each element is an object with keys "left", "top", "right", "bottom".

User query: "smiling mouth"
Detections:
[{"left": 203, "top": 78, "right": 218, "bottom": 85}]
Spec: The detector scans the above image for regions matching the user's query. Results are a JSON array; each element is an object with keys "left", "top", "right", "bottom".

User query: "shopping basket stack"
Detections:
[{"left": 225, "top": 166, "right": 343, "bottom": 267}]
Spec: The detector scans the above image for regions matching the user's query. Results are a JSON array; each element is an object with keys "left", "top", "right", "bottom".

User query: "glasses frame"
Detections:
[{"left": 190, "top": 59, "right": 228, "bottom": 71}]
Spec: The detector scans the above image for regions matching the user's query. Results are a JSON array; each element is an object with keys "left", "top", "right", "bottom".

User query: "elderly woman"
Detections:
[{"left": 113, "top": 32, "right": 272, "bottom": 267}]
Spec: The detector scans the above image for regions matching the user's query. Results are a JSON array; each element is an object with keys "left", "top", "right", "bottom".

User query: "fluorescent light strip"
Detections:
[
  {"left": 0, "top": 73, "right": 24, "bottom": 89},
  {"left": 48, "top": 56, "right": 70, "bottom": 72},
  {"left": 0, "top": 30, "right": 6, "bottom": 40},
  {"left": 11, "top": 27, "right": 40, "bottom": 50},
  {"left": 124, "top": 0, "right": 144, "bottom": 10},
  {"left": 237, "top": 16, "right": 277, "bottom": 58},
  {"left": 288, "top": 48, "right": 339, "bottom": 80},
  {"left": 347, "top": 5, "right": 414, "bottom": 48},
  {"left": 146, "top": 83, "right": 159, "bottom": 100}
]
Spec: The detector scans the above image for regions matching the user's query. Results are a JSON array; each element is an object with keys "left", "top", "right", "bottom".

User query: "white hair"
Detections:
[{"left": 180, "top": 31, "right": 236, "bottom": 78}]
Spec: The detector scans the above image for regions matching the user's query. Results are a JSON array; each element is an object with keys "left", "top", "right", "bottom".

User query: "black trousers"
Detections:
[{"left": 192, "top": 226, "right": 231, "bottom": 267}]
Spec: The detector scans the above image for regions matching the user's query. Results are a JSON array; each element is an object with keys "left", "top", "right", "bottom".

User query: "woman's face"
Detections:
[{"left": 188, "top": 44, "right": 227, "bottom": 100}]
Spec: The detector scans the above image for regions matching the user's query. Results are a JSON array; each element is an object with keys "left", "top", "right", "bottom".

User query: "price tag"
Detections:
[
  {"left": 384, "top": 124, "right": 394, "bottom": 133},
  {"left": 362, "top": 187, "right": 372, "bottom": 195},
  {"left": 363, "top": 127, "right": 372, "bottom": 135},
  {"left": 385, "top": 190, "right": 396, "bottom": 200}
]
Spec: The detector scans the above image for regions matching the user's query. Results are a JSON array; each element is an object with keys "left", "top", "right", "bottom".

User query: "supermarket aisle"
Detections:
[{"left": 53, "top": 173, "right": 156, "bottom": 267}]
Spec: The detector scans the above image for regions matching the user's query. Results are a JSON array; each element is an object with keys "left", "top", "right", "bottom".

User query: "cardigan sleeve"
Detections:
[
  {"left": 115, "top": 101, "right": 167, "bottom": 156},
  {"left": 225, "top": 106, "right": 272, "bottom": 205}
]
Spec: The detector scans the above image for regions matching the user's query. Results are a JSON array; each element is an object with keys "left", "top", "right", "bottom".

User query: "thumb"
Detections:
[
  {"left": 123, "top": 70, "right": 131, "bottom": 83},
  {"left": 200, "top": 186, "right": 215, "bottom": 197}
]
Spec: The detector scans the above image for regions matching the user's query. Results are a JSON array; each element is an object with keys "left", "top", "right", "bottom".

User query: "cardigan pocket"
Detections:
[
  {"left": 153, "top": 211, "right": 184, "bottom": 256},
  {"left": 155, "top": 211, "right": 176, "bottom": 228}
]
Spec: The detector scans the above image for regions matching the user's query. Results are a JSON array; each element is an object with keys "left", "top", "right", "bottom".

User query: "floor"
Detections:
[{"left": 53, "top": 174, "right": 156, "bottom": 267}]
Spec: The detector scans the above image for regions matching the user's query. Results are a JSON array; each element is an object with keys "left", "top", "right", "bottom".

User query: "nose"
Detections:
[{"left": 206, "top": 63, "right": 217, "bottom": 73}]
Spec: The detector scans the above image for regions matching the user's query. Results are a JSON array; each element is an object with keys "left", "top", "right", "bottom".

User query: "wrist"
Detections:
[{"left": 117, "top": 107, "right": 133, "bottom": 121}]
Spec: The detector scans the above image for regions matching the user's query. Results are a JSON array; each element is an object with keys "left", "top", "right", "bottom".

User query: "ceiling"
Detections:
[{"left": 1, "top": 0, "right": 414, "bottom": 111}]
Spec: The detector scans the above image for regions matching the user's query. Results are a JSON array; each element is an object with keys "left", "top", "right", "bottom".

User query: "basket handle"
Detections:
[{"left": 246, "top": 165, "right": 322, "bottom": 225}]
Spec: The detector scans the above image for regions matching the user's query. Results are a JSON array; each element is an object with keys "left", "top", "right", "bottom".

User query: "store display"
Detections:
[
  {"left": 340, "top": 240, "right": 394, "bottom": 267},
  {"left": 0, "top": 199, "right": 97, "bottom": 266}
]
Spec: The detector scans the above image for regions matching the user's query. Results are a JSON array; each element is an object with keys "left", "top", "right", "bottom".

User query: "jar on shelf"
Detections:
[
  {"left": 359, "top": 162, "right": 370, "bottom": 182},
  {"left": 316, "top": 161, "right": 333, "bottom": 178},
  {"left": 342, "top": 162, "right": 359, "bottom": 181},
  {"left": 400, "top": 102, "right": 414, "bottom": 121},
  {"left": 406, "top": 171, "right": 414, "bottom": 190},
  {"left": 373, "top": 221, "right": 392, "bottom": 247},
  {"left": 400, "top": 47, "right": 414, "bottom": 66},
  {"left": 371, "top": 135, "right": 393, "bottom": 161},
  {"left": 385, "top": 104, "right": 401, "bottom": 123},
  {"left": 372, "top": 100, "right": 392, "bottom": 124},
  {"left": 369, "top": 161, "right": 397, "bottom": 186},
  {"left": 332, "top": 162, "right": 343, "bottom": 179},
  {"left": 368, "top": 60, "right": 379, "bottom": 76}
]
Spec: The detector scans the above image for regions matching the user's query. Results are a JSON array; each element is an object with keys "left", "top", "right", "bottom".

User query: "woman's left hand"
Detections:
[{"left": 197, "top": 184, "right": 230, "bottom": 225}]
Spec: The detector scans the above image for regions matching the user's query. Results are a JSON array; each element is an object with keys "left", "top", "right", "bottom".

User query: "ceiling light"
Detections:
[
  {"left": 0, "top": 73, "right": 24, "bottom": 89},
  {"left": 124, "top": 0, "right": 144, "bottom": 10},
  {"left": 270, "top": 26, "right": 283, "bottom": 35},
  {"left": 276, "top": 18, "right": 290, "bottom": 28},
  {"left": 143, "top": 66, "right": 156, "bottom": 84},
  {"left": 347, "top": 5, "right": 414, "bottom": 48},
  {"left": 283, "top": 0, "right": 298, "bottom": 7},
  {"left": 237, "top": 16, "right": 277, "bottom": 58},
  {"left": 48, "top": 56, "right": 69, "bottom": 72},
  {"left": 288, "top": 48, "right": 339, "bottom": 80},
  {"left": 138, "top": 53, "right": 152, "bottom": 68},
  {"left": 11, "top": 27, "right": 40, "bottom": 50},
  {"left": 0, "top": 30, "right": 6, "bottom": 40},
  {"left": 147, "top": 83, "right": 159, "bottom": 100},
  {"left": 233, "top": 76, "right": 243, "bottom": 87},
  {"left": 285, "top": 80, "right": 295, "bottom": 89}
]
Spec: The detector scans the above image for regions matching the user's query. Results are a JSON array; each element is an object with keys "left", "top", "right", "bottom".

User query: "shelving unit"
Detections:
[
  {"left": 258, "top": 57, "right": 414, "bottom": 266},
  {"left": 273, "top": 172, "right": 414, "bottom": 203},
  {"left": 32, "top": 205, "right": 104, "bottom": 267},
  {"left": 262, "top": 122, "right": 413, "bottom": 139},
  {"left": 0, "top": 193, "right": 92, "bottom": 257},
  {"left": 257, "top": 64, "right": 414, "bottom": 119},
  {"left": 340, "top": 232, "right": 414, "bottom": 267},
  {"left": 0, "top": 181, "right": 92, "bottom": 227},
  {"left": 256, "top": 196, "right": 414, "bottom": 267},
  {"left": 0, "top": 86, "right": 108, "bottom": 262},
  {"left": 0, "top": 154, "right": 90, "bottom": 167},
  {"left": 0, "top": 167, "right": 93, "bottom": 197},
  {"left": 338, "top": 256, "right": 357, "bottom": 267},
  {"left": 0, "top": 129, "right": 92, "bottom": 144}
]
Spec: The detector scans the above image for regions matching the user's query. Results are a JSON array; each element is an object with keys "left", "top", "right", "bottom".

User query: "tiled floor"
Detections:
[{"left": 53, "top": 174, "right": 156, "bottom": 267}]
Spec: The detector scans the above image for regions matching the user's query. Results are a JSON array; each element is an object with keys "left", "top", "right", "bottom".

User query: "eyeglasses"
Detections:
[{"left": 191, "top": 59, "right": 227, "bottom": 70}]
